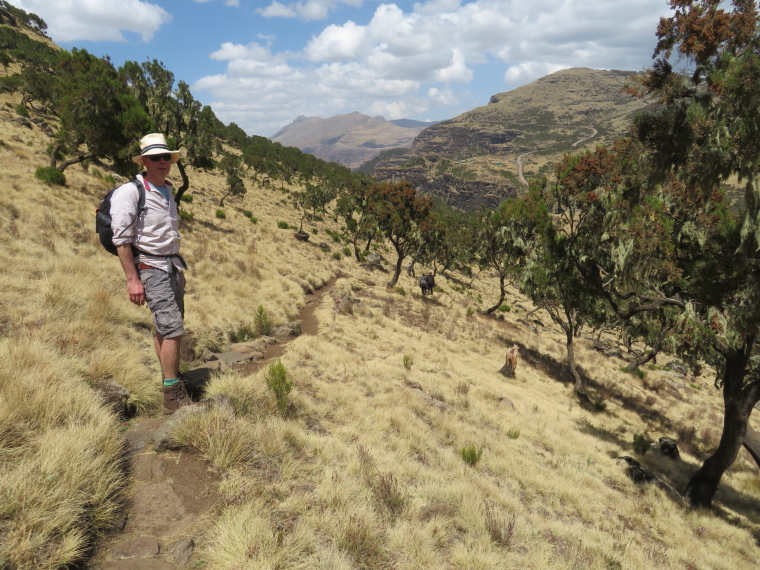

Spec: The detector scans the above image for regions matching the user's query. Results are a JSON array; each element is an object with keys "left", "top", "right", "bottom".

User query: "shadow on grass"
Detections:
[
  {"left": 186, "top": 219, "right": 236, "bottom": 233},
  {"left": 494, "top": 327, "right": 760, "bottom": 539}
]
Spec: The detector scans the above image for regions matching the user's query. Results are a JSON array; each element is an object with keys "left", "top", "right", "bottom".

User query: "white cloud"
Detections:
[
  {"left": 197, "top": 0, "right": 672, "bottom": 135},
  {"left": 257, "top": 0, "right": 364, "bottom": 21},
  {"left": 257, "top": 1, "right": 298, "bottom": 18},
  {"left": 193, "top": 0, "right": 240, "bottom": 7},
  {"left": 305, "top": 21, "right": 366, "bottom": 61},
  {"left": 428, "top": 86, "right": 458, "bottom": 107},
  {"left": 504, "top": 62, "right": 570, "bottom": 85},
  {"left": 12, "top": 0, "right": 171, "bottom": 42},
  {"left": 194, "top": 0, "right": 240, "bottom": 6},
  {"left": 413, "top": 0, "right": 462, "bottom": 15}
]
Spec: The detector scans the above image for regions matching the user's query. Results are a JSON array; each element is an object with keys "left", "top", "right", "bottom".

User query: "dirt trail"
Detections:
[
  {"left": 572, "top": 126, "right": 598, "bottom": 147},
  {"left": 516, "top": 150, "right": 538, "bottom": 186},
  {"left": 515, "top": 126, "right": 598, "bottom": 186},
  {"left": 88, "top": 276, "right": 338, "bottom": 569}
]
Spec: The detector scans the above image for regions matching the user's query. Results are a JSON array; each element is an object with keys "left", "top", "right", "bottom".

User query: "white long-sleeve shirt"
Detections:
[{"left": 110, "top": 174, "right": 185, "bottom": 271}]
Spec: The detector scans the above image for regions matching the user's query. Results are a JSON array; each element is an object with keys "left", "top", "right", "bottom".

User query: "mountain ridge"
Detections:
[{"left": 270, "top": 112, "right": 438, "bottom": 169}]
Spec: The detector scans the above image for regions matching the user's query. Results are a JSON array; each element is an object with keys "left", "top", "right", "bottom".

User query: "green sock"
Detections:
[{"left": 163, "top": 378, "right": 179, "bottom": 387}]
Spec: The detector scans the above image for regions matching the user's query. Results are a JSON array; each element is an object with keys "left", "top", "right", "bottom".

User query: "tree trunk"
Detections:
[
  {"left": 684, "top": 342, "right": 760, "bottom": 507},
  {"left": 387, "top": 252, "right": 406, "bottom": 287},
  {"left": 174, "top": 160, "right": 189, "bottom": 204},
  {"left": 624, "top": 350, "right": 658, "bottom": 372},
  {"left": 566, "top": 330, "right": 584, "bottom": 393},
  {"left": 49, "top": 143, "right": 63, "bottom": 169},
  {"left": 743, "top": 423, "right": 760, "bottom": 470},
  {"left": 481, "top": 274, "right": 506, "bottom": 315},
  {"left": 56, "top": 153, "right": 93, "bottom": 172}
]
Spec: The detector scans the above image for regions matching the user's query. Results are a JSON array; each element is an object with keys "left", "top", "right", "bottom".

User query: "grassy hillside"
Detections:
[
  {"left": 1, "top": 91, "right": 759, "bottom": 569},
  {"left": 372, "top": 68, "right": 653, "bottom": 209}
]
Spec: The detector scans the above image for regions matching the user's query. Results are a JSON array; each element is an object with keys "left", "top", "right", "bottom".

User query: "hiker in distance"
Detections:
[{"left": 110, "top": 133, "right": 191, "bottom": 413}]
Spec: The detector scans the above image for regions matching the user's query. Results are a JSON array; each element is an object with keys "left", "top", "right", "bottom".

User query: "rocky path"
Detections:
[{"left": 88, "top": 277, "right": 336, "bottom": 568}]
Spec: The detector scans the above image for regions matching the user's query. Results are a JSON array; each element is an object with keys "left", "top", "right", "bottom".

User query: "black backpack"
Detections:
[{"left": 95, "top": 179, "right": 146, "bottom": 256}]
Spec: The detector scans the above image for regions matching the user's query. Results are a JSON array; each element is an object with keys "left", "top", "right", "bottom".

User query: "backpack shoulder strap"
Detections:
[{"left": 133, "top": 177, "right": 146, "bottom": 215}]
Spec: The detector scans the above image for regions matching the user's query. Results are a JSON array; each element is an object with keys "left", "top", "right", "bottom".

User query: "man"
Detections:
[{"left": 110, "top": 133, "right": 190, "bottom": 413}]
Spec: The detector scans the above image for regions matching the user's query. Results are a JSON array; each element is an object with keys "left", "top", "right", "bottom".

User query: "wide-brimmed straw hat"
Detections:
[{"left": 132, "top": 133, "right": 181, "bottom": 164}]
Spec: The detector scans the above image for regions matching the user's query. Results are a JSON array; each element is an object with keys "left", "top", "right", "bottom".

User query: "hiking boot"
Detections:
[{"left": 162, "top": 377, "right": 192, "bottom": 414}]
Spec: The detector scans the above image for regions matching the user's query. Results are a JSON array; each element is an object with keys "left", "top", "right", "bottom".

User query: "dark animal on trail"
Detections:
[{"left": 419, "top": 274, "right": 435, "bottom": 295}]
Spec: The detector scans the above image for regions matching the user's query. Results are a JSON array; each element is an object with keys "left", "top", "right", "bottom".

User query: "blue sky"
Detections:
[{"left": 10, "top": 1, "right": 673, "bottom": 137}]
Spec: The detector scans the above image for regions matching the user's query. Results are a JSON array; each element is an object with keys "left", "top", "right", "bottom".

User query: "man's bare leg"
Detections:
[{"left": 155, "top": 332, "right": 182, "bottom": 379}]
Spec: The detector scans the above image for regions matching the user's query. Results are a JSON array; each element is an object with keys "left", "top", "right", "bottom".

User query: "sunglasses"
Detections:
[{"left": 147, "top": 153, "right": 173, "bottom": 162}]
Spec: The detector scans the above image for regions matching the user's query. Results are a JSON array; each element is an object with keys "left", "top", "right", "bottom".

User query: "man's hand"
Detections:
[
  {"left": 116, "top": 244, "right": 145, "bottom": 306},
  {"left": 127, "top": 276, "right": 145, "bottom": 306}
]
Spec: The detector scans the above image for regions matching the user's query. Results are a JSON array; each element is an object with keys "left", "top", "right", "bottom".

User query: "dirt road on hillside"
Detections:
[{"left": 516, "top": 126, "right": 598, "bottom": 186}]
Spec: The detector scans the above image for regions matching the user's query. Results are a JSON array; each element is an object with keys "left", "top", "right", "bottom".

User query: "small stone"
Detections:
[{"left": 167, "top": 538, "right": 195, "bottom": 565}]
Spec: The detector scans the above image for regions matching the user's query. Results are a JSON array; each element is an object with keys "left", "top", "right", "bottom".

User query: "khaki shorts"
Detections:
[{"left": 139, "top": 266, "right": 186, "bottom": 339}]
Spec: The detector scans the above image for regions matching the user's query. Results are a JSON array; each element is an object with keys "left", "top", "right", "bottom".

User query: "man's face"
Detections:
[{"left": 142, "top": 153, "right": 173, "bottom": 178}]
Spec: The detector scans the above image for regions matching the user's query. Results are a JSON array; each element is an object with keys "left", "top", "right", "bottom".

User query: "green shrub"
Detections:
[
  {"left": 506, "top": 428, "right": 521, "bottom": 440},
  {"left": 249, "top": 216, "right": 258, "bottom": 224},
  {"left": 180, "top": 193, "right": 193, "bottom": 203},
  {"left": 311, "top": 228, "right": 319, "bottom": 234},
  {"left": 622, "top": 366, "right": 645, "bottom": 379},
  {"left": 277, "top": 220, "right": 290, "bottom": 229},
  {"left": 325, "top": 228, "right": 342, "bottom": 243},
  {"left": 342, "top": 247, "right": 352, "bottom": 257},
  {"left": 332, "top": 252, "right": 342, "bottom": 261},
  {"left": 395, "top": 287, "right": 406, "bottom": 296},
  {"left": 103, "top": 175, "right": 116, "bottom": 186},
  {"left": 254, "top": 305, "right": 271, "bottom": 336},
  {"left": 15, "top": 104, "right": 28, "bottom": 117},
  {"left": 34, "top": 166, "right": 65, "bottom": 186},
  {"left": 179, "top": 210, "right": 194, "bottom": 221},
  {"left": 215, "top": 209, "right": 226, "bottom": 219},
  {"left": 403, "top": 354, "right": 413, "bottom": 370},
  {"left": 460, "top": 445, "right": 483, "bottom": 467},
  {"left": 288, "top": 323, "right": 302, "bottom": 336},
  {"left": 229, "top": 323, "right": 256, "bottom": 343},
  {"left": 91, "top": 168, "right": 103, "bottom": 179},
  {"left": 266, "top": 360, "right": 292, "bottom": 414},
  {"left": 498, "top": 304, "right": 511, "bottom": 312},
  {"left": 633, "top": 433, "right": 651, "bottom": 455}
]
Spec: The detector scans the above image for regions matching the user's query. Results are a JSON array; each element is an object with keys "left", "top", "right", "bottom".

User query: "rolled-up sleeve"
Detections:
[{"left": 110, "top": 182, "right": 140, "bottom": 247}]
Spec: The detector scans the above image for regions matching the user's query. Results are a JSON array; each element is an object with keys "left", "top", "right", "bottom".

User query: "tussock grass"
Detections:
[
  {"left": 0, "top": 339, "right": 125, "bottom": 568},
  {"left": 169, "top": 406, "right": 256, "bottom": 471}
]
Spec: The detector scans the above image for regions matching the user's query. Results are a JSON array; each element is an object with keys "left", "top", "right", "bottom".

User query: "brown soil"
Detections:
[{"left": 87, "top": 276, "right": 338, "bottom": 569}]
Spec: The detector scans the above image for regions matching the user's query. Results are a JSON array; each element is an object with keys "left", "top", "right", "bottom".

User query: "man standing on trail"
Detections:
[{"left": 110, "top": 133, "right": 191, "bottom": 413}]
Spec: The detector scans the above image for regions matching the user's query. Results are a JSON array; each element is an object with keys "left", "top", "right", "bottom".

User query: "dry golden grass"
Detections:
[{"left": 1, "top": 92, "right": 759, "bottom": 569}]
